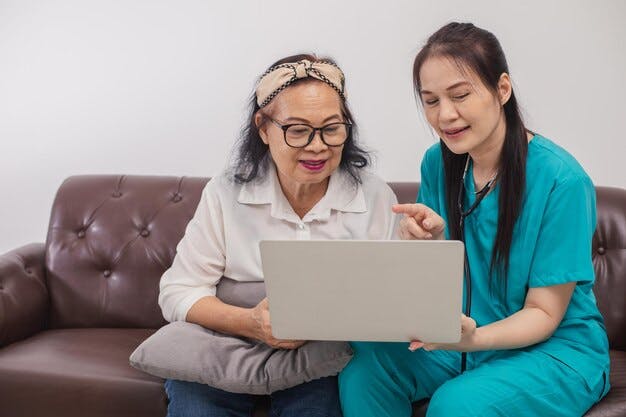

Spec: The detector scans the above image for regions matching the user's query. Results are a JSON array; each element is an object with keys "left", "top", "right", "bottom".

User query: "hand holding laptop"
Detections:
[
  {"left": 409, "top": 314, "right": 478, "bottom": 351},
  {"left": 250, "top": 298, "right": 306, "bottom": 350}
]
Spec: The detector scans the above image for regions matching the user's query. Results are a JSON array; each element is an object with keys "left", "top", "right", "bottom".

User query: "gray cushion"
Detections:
[{"left": 129, "top": 278, "right": 353, "bottom": 394}]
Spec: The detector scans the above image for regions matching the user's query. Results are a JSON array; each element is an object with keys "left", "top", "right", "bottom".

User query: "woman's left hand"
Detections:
[{"left": 408, "top": 314, "right": 482, "bottom": 352}]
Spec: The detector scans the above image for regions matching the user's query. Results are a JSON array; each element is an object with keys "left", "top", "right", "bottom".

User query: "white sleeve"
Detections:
[
  {"left": 383, "top": 184, "right": 400, "bottom": 241},
  {"left": 158, "top": 179, "right": 226, "bottom": 322},
  {"left": 365, "top": 176, "right": 401, "bottom": 240}
]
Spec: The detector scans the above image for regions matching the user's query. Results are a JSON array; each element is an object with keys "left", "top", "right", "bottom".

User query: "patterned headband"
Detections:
[{"left": 255, "top": 59, "right": 346, "bottom": 107}]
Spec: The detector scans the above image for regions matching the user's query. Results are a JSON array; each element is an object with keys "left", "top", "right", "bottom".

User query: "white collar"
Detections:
[{"left": 237, "top": 161, "right": 366, "bottom": 223}]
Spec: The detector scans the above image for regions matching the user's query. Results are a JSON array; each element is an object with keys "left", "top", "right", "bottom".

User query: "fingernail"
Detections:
[
  {"left": 425, "top": 233, "right": 432, "bottom": 239},
  {"left": 409, "top": 342, "right": 422, "bottom": 351}
]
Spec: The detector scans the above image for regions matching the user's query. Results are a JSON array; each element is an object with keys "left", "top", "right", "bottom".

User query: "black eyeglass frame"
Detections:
[{"left": 266, "top": 116, "right": 352, "bottom": 148}]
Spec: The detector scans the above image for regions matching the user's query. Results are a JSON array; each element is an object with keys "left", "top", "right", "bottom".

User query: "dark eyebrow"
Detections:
[
  {"left": 420, "top": 81, "right": 472, "bottom": 95},
  {"left": 282, "top": 114, "right": 343, "bottom": 124}
]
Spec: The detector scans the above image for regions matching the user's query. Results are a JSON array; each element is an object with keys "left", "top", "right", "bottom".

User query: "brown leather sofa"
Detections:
[{"left": 0, "top": 175, "right": 624, "bottom": 417}]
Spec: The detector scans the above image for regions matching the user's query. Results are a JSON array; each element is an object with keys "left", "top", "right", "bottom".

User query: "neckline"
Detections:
[{"left": 465, "top": 159, "right": 499, "bottom": 209}]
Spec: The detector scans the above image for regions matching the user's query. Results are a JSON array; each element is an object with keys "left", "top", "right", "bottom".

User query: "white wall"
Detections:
[{"left": 1, "top": 0, "right": 624, "bottom": 254}]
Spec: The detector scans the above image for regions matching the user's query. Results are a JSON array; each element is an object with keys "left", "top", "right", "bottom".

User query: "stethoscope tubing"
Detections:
[{"left": 457, "top": 155, "right": 497, "bottom": 372}]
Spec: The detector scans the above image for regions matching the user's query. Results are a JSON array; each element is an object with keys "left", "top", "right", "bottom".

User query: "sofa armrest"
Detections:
[{"left": 0, "top": 243, "right": 48, "bottom": 347}]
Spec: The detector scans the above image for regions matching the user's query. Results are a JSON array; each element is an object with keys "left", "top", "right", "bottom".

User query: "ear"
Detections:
[
  {"left": 497, "top": 73, "right": 512, "bottom": 106},
  {"left": 254, "top": 112, "right": 270, "bottom": 145}
]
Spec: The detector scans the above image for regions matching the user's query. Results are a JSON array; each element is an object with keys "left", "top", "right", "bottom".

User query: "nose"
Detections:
[
  {"left": 304, "top": 129, "right": 328, "bottom": 152},
  {"left": 438, "top": 98, "right": 459, "bottom": 124}
]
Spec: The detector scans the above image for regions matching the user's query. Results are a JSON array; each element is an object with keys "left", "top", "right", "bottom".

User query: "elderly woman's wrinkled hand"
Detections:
[
  {"left": 250, "top": 298, "right": 306, "bottom": 349},
  {"left": 392, "top": 203, "right": 445, "bottom": 240}
]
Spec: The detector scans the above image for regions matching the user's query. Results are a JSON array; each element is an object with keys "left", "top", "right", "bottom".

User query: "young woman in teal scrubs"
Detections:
[{"left": 339, "top": 22, "right": 610, "bottom": 417}]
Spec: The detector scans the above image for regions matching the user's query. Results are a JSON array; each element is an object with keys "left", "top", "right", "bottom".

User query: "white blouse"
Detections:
[{"left": 158, "top": 163, "right": 399, "bottom": 322}]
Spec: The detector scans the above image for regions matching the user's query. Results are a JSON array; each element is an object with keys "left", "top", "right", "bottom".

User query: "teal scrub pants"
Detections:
[{"left": 339, "top": 342, "right": 605, "bottom": 417}]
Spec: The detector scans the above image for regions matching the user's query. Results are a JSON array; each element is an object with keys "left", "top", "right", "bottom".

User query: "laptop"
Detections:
[{"left": 259, "top": 240, "right": 464, "bottom": 343}]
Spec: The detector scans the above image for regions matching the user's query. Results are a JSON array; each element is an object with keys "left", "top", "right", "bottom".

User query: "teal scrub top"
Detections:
[{"left": 417, "top": 135, "right": 610, "bottom": 392}]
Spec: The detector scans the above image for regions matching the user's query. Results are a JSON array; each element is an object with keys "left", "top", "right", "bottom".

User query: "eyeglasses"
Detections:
[{"left": 266, "top": 116, "right": 352, "bottom": 148}]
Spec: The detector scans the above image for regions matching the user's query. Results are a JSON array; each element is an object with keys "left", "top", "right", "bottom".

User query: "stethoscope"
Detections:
[{"left": 457, "top": 155, "right": 498, "bottom": 373}]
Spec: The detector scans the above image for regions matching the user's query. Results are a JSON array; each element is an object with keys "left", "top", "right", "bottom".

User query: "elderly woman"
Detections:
[{"left": 158, "top": 54, "right": 398, "bottom": 417}]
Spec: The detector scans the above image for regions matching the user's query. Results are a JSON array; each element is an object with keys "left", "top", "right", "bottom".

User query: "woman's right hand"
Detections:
[
  {"left": 250, "top": 298, "right": 306, "bottom": 349},
  {"left": 392, "top": 203, "right": 446, "bottom": 240}
]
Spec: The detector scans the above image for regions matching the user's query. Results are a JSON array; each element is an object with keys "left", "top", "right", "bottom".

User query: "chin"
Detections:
[
  {"left": 440, "top": 139, "right": 472, "bottom": 155},
  {"left": 295, "top": 171, "right": 331, "bottom": 185}
]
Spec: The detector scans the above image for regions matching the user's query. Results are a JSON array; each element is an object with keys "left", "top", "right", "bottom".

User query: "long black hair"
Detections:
[
  {"left": 413, "top": 22, "right": 528, "bottom": 296},
  {"left": 232, "top": 53, "right": 370, "bottom": 184}
]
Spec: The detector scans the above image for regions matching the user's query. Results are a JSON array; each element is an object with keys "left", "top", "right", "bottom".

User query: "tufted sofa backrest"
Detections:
[
  {"left": 590, "top": 186, "right": 626, "bottom": 350},
  {"left": 45, "top": 176, "right": 625, "bottom": 350},
  {"left": 46, "top": 175, "right": 209, "bottom": 328}
]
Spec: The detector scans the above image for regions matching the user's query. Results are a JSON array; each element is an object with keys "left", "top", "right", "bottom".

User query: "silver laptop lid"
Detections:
[{"left": 260, "top": 240, "right": 464, "bottom": 343}]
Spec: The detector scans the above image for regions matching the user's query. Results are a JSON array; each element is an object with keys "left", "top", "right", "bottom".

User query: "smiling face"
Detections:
[
  {"left": 255, "top": 80, "right": 345, "bottom": 195},
  {"left": 418, "top": 55, "right": 511, "bottom": 156}
]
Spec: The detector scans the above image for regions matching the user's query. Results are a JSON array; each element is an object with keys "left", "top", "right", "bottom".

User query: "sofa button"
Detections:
[
  {"left": 103, "top": 270, "right": 112, "bottom": 277},
  {"left": 597, "top": 246, "right": 606, "bottom": 255},
  {"left": 77, "top": 230, "right": 86, "bottom": 238},
  {"left": 112, "top": 191, "right": 122, "bottom": 198},
  {"left": 173, "top": 194, "right": 182, "bottom": 203},
  {"left": 140, "top": 229, "right": 150, "bottom": 237}
]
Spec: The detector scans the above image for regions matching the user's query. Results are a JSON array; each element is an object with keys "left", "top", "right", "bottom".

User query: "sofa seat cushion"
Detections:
[{"left": 0, "top": 328, "right": 166, "bottom": 417}]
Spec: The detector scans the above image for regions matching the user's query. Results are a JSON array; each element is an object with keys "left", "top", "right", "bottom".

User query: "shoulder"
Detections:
[
  {"left": 527, "top": 135, "right": 592, "bottom": 188},
  {"left": 422, "top": 142, "right": 443, "bottom": 168},
  {"left": 358, "top": 170, "right": 397, "bottom": 203},
  {"left": 201, "top": 171, "right": 243, "bottom": 202},
  {"left": 525, "top": 136, "right": 596, "bottom": 220}
]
